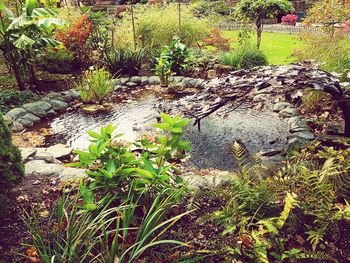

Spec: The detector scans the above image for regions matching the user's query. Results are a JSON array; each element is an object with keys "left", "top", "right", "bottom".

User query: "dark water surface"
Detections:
[{"left": 46, "top": 93, "right": 287, "bottom": 170}]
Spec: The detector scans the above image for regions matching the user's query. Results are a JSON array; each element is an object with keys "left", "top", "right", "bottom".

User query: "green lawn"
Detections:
[{"left": 222, "top": 31, "right": 303, "bottom": 65}]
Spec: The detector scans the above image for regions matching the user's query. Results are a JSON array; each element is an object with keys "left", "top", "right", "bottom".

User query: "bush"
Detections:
[
  {"left": 281, "top": 14, "right": 298, "bottom": 25},
  {"left": 104, "top": 47, "right": 145, "bottom": 76},
  {"left": 114, "top": 4, "right": 210, "bottom": 50},
  {"left": 0, "top": 90, "right": 40, "bottom": 113},
  {"left": 76, "top": 67, "right": 112, "bottom": 104},
  {"left": 158, "top": 37, "right": 191, "bottom": 75},
  {"left": 73, "top": 113, "right": 190, "bottom": 201},
  {"left": 297, "top": 32, "right": 350, "bottom": 74},
  {"left": 0, "top": 113, "right": 24, "bottom": 215},
  {"left": 220, "top": 46, "right": 268, "bottom": 70},
  {"left": 36, "top": 48, "right": 75, "bottom": 74},
  {"left": 192, "top": 0, "right": 233, "bottom": 17},
  {"left": 203, "top": 28, "right": 231, "bottom": 52},
  {"left": 56, "top": 15, "right": 93, "bottom": 67}
]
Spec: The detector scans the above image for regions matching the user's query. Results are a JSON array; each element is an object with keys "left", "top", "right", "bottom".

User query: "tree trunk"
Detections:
[
  {"left": 13, "top": 65, "right": 25, "bottom": 91},
  {"left": 255, "top": 15, "right": 263, "bottom": 49},
  {"left": 339, "top": 100, "right": 350, "bottom": 137}
]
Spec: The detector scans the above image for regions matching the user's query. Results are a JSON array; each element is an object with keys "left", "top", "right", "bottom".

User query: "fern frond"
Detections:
[{"left": 297, "top": 250, "right": 338, "bottom": 263}]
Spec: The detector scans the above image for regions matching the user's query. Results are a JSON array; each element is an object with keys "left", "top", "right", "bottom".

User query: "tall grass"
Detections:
[
  {"left": 220, "top": 45, "right": 268, "bottom": 70},
  {"left": 25, "top": 188, "right": 192, "bottom": 263}
]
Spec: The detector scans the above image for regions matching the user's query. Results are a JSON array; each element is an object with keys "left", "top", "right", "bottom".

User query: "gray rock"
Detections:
[
  {"left": 3, "top": 115, "right": 13, "bottom": 126},
  {"left": 35, "top": 150, "right": 55, "bottom": 163},
  {"left": 45, "top": 144, "right": 73, "bottom": 161},
  {"left": 148, "top": 76, "right": 160, "bottom": 85},
  {"left": 252, "top": 94, "right": 267, "bottom": 102},
  {"left": 129, "top": 76, "right": 141, "bottom": 84},
  {"left": 140, "top": 76, "right": 149, "bottom": 85},
  {"left": 49, "top": 100, "right": 68, "bottom": 111},
  {"left": 22, "top": 101, "right": 52, "bottom": 118},
  {"left": 125, "top": 82, "right": 138, "bottom": 87},
  {"left": 288, "top": 116, "right": 310, "bottom": 133},
  {"left": 59, "top": 167, "right": 87, "bottom": 182},
  {"left": 174, "top": 76, "right": 184, "bottom": 83},
  {"left": 46, "top": 109, "right": 57, "bottom": 116},
  {"left": 46, "top": 92, "right": 62, "bottom": 99},
  {"left": 69, "top": 89, "right": 80, "bottom": 99},
  {"left": 25, "top": 160, "right": 64, "bottom": 177},
  {"left": 273, "top": 102, "right": 292, "bottom": 112},
  {"left": 11, "top": 121, "right": 24, "bottom": 132},
  {"left": 292, "top": 131, "right": 315, "bottom": 140},
  {"left": 6, "top": 108, "right": 27, "bottom": 120},
  {"left": 279, "top": 107, "right": 300, "bottom": 118},
  {"left": 111, "top": 78, "right": 122, "bottom": 85},
  {"left": 22, "top": 113, "right": 40, "bottom": 123},
  {"left": 285, "top": 136, "right": 308, "bottom": 152},
  {"left": 182, "top": 78, "right": 197, "bottom": 87},
  {"left": 119, "top": 77, "right": 129, "bottom": 85},
  {"left": 114, "top": 85, "right": 122, "bottom": 91},
  {"left": 16, "top": 117, "right": 33, "bottom": 128},
  {"left": 20, "top": 148, "right": 37, "bottom": 162}
]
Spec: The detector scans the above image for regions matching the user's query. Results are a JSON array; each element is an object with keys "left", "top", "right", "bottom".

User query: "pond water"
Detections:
[{"left": 45, "top": 92, "right": 287, "bottom": 171}]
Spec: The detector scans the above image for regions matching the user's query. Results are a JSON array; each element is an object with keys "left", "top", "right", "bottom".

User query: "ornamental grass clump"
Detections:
[{"left": 77, "top": 67, "right": 112, "bottom": 104}]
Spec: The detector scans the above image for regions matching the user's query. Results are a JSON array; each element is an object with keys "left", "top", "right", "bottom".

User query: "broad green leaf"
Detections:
[
  {"left": 32, "top": 7, "right": 57, "bottom": 18},
  {"left": 87, "top": 130, "right": 101, "bottom": 139},
  {"left": 7, "top": 14, "right": 32, "bottom": 31},
  {"left": 35, "top": 17, "right": 66, "bottom": 31},
  {"left": 160, "top": 112, "right": 173, "bottom": 124},
  {"left": 26, "top": 0, "right": 38, "bottom": 16},
  {"left": 0, "top": 2, "right": 3, "bottom": 12},
  {"left": 14, "top": 34, "right": 35, "bottom": 49}
]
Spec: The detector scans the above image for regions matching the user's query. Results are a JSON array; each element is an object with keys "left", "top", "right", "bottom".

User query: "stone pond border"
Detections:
[{"left": 4, "top": 76, "right": 205, "bottom": 133}]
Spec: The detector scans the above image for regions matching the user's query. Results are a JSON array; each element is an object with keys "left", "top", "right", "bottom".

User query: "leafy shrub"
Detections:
[
  {"left": 220, "top": 46, "right": 268, "bottom": 70},
  {"left": 192, "top": 0, "right": 233, "bottom": 17},
  {"left": 36, "top": 48, "right": 75, "bottom": 74},
  {"left": 114, "top": 4, "right": 210, "bottom": 50},
  {"left": 297, "top": 32, "right": 350, "bottom": 74},
  {"left": 0, "top": 113, "right": 24, "bottom": 215},
  {"left": 187, "top": 48, "right": 219, "bottom": 72},
  {"left": 56, "top": 15, "right": 93, "bottom": 67},
  {"left": 158, "top": 37, "right": 191, "bottom": 75},
  {"left": 76, "top": 67, "right": 112, "bottom": 104},
  {"left": 281, "top": 14, "right": 298, "bottom": 25},
  {"left": 104, "top": 47, "right": 145, "bottom": 76},
  {"left": 203, "top": 28, "right": 231, "bottom": 52},
  {"left": 72, "top": 113, "right": 190, "bottom": 202},
  {"left": 0, "top": 90, "right": 40, "bottom": 113}
]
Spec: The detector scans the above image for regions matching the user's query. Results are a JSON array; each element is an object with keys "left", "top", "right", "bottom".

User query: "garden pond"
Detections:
[{"left": 42, "top": 90, "right": 288, "bottom": 171}]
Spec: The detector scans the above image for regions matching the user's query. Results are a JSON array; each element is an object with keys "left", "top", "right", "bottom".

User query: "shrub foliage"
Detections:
[{"left": 0, "top": 113, "right": 24, "bottom": 214}]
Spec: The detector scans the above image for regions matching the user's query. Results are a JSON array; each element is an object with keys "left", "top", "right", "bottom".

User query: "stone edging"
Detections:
[
  {"left": 272, "top": 101, "right": 315, "bottom": 152},
  {"left": 4, "top": 89, "right": 80, "bottom": 132},
  {"left": 112, "top": 75, "right": 204, "bottom": 89}
]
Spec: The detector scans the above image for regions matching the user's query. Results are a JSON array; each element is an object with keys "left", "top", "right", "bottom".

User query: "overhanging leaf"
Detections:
[
  {"left": 14, "top": 34, "right": 35, "bottom": 49},
  {"left": 26, "top": 0, "right": 38, "bottom": 16}
]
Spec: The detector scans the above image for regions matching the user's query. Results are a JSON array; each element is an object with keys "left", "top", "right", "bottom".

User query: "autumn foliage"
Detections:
[
  {"left": 56, "top": 15, "right": 93, "bottom": 56},
  {"left": 203, "top": 28, "right": 231, "bottom": 51}
]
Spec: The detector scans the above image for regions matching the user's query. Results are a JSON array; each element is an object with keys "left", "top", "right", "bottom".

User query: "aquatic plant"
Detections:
[{"left": 77, "top": 67, "right": 112, "bottom": 104}]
